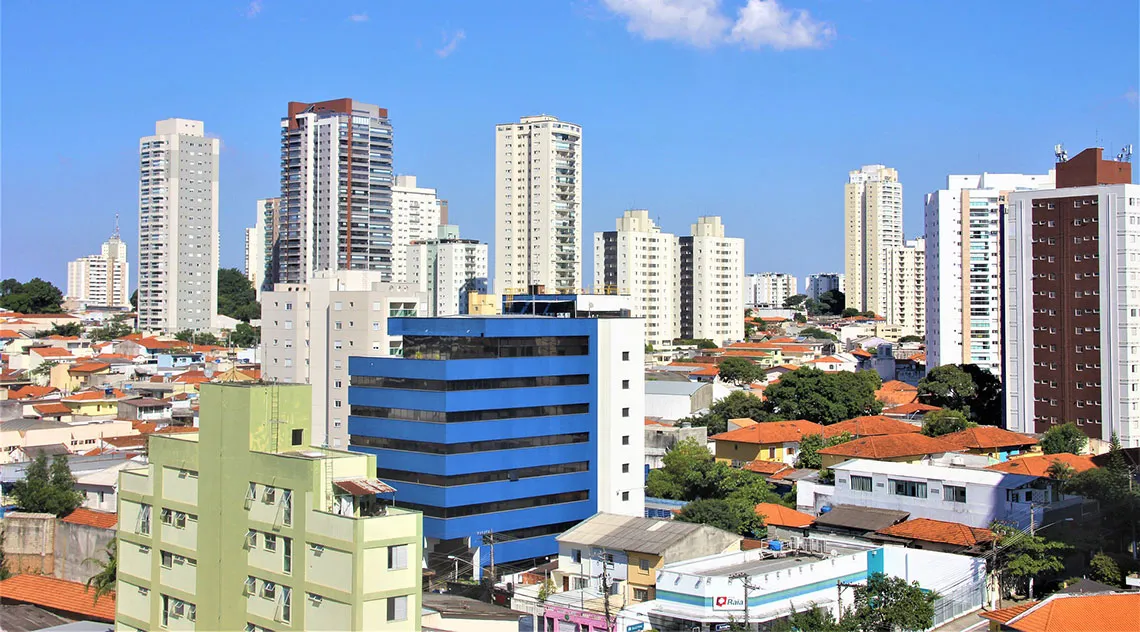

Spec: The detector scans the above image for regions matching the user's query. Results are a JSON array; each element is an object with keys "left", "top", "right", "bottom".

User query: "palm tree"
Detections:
[{"left": 84, "top": 540, "right": 117, "bottom": 604}]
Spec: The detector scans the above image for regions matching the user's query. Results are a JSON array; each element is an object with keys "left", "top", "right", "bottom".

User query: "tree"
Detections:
[
  {"left": 991, "top": 523, "right": 1067, "bottom": 598},
  {"left": 0, "top": 277, "right": 64, "bottom": 313},
  {"left": 794, "top": 432, "right": 853, "bottom": 469},
  {"left": 231, "top": 322, "right": 260, "bottom": 347},
  {"left": 217, "top": 267, "right": 260, "bottom": 322},
  {"left": 29, "top": 360, "right": 58, "bottom": 378},
  {"left": 10, "top": 454, "right": 84, "bottom": 517},
  {"left": 1089, "top": 552, "right": 1122, "bottom": 586},
  {"left": 802, "top": 298, "right": 823, "bottom": 316},
  {"left": 0, "top": 532, "right": 10, "bottom": 580},
  {"left": 845, "top": 573, "right": 937, "bottom": 632},
  {"left": 762, "top": 368, "right": 882, "bottom": 424},
  {"left": 129, "top": 289, "right": 138, "bottom": 310},
  {"left": 783, "top": 294, "right": 807, "bottom": 309},
  {"left": 646, "top": 438, "right": 718, "bottom": 500},
  {"left": 676, "top": 499, "right": 742, "bottom": 533},
  {"left": 174, "top": 330, "right": 219, "bottom": 346},
  {"left": 718, "top": 357, "right": 762, "bottom": 386},
  {"left": 920, "top": 409, "right": 975, "bottom": 437},
  {"left": 681, "top": 391, "right": 779, "bottom": 435},
  {"left": 84, "top": 540, "right": 117, "bottom": 604},
  {"left": 1063, "top": 434, "right": 1140, "bottom": 555},
  {"left": 898, "top": 335, "right": 924, "bottom": 344},
  {"left": 797, "top": 326, "right": 838, "bottom": 342},
  {"left": 960, "top": 364, "right": 1003, "bottom": 425},
  {"left": 918, "top": 365, "right": 976, "bottom": 412},
  {"left": 773, "top": 604, "right": 850, "bottom": 632},
  {"left": 1040, "top": 422, "right": 1088, "bottom": 455},
  {"left": 89, "top": 316, "right": 133, "bottom": 341},
  {"left": 537, "top": 576, "right": 556, "bottom": 602},
  {"left": 818, "top": 290, "right": 845, "bottom": 316},
  {"left": 793, "top": 312, "right": 807, "bottom": 324},
  {"left": 841, "top": 308, "right": 860, "bottom": 318},
  {"left": 37, "top": 322, "right": 83, "bottom": 338}
]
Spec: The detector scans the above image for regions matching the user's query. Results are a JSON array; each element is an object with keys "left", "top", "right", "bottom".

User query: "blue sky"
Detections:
[{"left": 2, "top": 0, "right": 1137, "bottom": 290}]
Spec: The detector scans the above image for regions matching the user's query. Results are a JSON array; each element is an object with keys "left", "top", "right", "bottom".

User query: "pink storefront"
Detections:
[{"left": 542, "top": 604, "right": 611, "bottom": 632}]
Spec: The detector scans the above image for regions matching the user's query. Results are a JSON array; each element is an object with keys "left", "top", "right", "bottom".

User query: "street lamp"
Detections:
[{"left": 447, "top": 555, "right": 462, "bottom": 581}]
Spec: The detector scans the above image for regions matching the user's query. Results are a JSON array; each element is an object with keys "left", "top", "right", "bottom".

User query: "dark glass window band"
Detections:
[
  {"left": 350, "top": 432, "right": 590, "bottom": 455},
  {"left": 374, "top": 461, "right": 589, "bottom": 487},
  {"left": 350, "top": 403, "right": 589, "bottom": 423},
  {"left": 397, "top": 490, "right": 589, "bottom": 519},
  {"left": 350, "top": 374, "right": 589, "bottom": 392}
]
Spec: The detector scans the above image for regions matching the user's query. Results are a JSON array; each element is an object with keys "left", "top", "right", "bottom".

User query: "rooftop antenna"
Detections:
[
  {"left": 1118, "top": 145, "right": 1133, "bottom": 163},
  {"left": 112, "top": 213, "right": 121, "bottom": 240},
  {"left": 1054, "top": 144, "right": 1068, "bottom": 163}
]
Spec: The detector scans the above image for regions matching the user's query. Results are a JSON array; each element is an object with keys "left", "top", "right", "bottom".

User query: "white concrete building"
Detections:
[
  {"left": 593, "top": 210, "right": 680, "bottom": 347},
  {"left": 805, "top": 273, "right": 845, "bottom": 300},
  {"left": 137, "top": 119, "right": 219, "bottom": 332},
  {"left": 845, "top": 165, "right": 903, "bottom": 316},
  {"left": 745, "top": 273, "right": 798, "bottom": 308},
  {"left": 680, "top": 217, "right": 745, "bottom": 343},
  {"left": 924, "top": 173, "right": 1055, "bottom": 374},
  {"left": 407, "top": 225, "right": 489, "bottom": 316},
  {"left": 272, "top": 99, "right": 394, "bottom": 285},
  {"left": 67, "top": 224, "right": 130, "bottom": 310},
  {"left": 494, "top": 115, "right": 582, "bottom": 294},
  {"left": 392, "top": 175, "right": 442, "bottom": 283},
  {"left": 261, "top": 271, "right": 427, "bottom": 448},
  {"left": 1003, "top": 148, "right": 1139, "bottom": 446},
  {"left": 884, "top": 237, "right": 926, "bottom": 338}
]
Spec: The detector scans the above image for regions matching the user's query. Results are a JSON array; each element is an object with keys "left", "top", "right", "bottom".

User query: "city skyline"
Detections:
[{"left": 2, "top": 1, "right": 1137, "bottom": 289}]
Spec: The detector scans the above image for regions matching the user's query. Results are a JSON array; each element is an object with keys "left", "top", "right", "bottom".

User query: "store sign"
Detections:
[{"left": 712, "top": 595, "right": 745, "bottom": 611}]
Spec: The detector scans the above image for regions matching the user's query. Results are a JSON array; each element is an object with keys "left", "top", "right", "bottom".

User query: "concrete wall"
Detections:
[
  {"left": 1, "top": 512, "right": 55, "bottom": 575},
  {"left": 53, "top": 520, "right": 116, "bottom": 583}
]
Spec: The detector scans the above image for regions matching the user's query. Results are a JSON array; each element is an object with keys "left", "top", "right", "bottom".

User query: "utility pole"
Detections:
[
  {"left": 728, "top": 572, "right": 756, "bottom": 629},
  {"left": 1028, "top": 507, "right": 1037, "bottom": 601},
  {"left": 836, "top": 581, "right": 861, "bottom": 624}
]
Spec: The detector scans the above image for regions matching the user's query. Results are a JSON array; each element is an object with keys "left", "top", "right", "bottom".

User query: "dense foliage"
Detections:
[
  {"left": 920, "top": 409, "right": 975, "bottom": 437},
  {"left": 1062, "top": 434, "right": 1140, "bottom": 556},
  {"left": 681, "top": 391, "right": 778, "bottom": 435},
  {"left": 718, "top": 357, "right": 763, "bottom": 385},
  {"left": 846, "top": 573, "right": 938, "bottom": 632},
  {"left": 11, "top": 454, "right": 84, "bottom": 516},
  {"left": 918, "top": 363, "right": 1002, "bottom": 424},
  {"left": 85, "top": 540, "right": 117, "bottom": 603},
  {"left": 797, "top": 326, "right": 838, "bottom": 342},
  {"left": 794, "top": 432, "right": 853, "bottom": 469},
  {"left": 217, "top": 267, "right": 260, "bottom": 322},
  {"left": 1040, "top": 422, "right": 1088, "bottom": 455},
  {"left": 0, "top": 278, "right": 64, "bottom": 313},
  {"left": 231, "top": 322, "right": 261, "bottom": 347},
  {"left": 762, "top": 368, "right": 882, "bottom": 424},
  {"left": 88, "top": 315, "right": 133, "bottom": 341}
]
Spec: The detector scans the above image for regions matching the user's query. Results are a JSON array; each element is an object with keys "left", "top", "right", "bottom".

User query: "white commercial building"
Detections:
[
  {"left": 593, "top": 210, "right": 680, "bottom": 347},
  {"left": 845, "top": 165, "right": 903, "bottom": 316},
  {"left": 925, "top": 173, "right": 1054, "bottom": 374},
  {"left": 805, "top": 273, "right": 845, "bottom": 300},
  {"left": 494, "top": 115, "right": 582, "bottom": 294},
  {"left": 680, "top": 217, "right": 745, "bottom": 344},
  {"left": 67, "top": 224, "right": 130, "bottom": 310},
  {"left": 271, "top": 99, "right": 394, "bottom": 285},
  {"left": 1003, "top": 147, "right": 1139, "bottom": 446},
  {"left": 745, "top": 273, "right": 798, "bottom": 308},
  {"left": 261, "top": 271, "right": 428, "bottom": 448},
  {"left": 392, "top": 175, "right": 442, "bottom": 283},
  {"left": 884, "top": 237, "right": 926, "bottom": 338},
  {"left": 407, "top": 225, "right": 489, "bottom": 316},
  {"left": 137, "top": 118, "right": 219, "bottom": 332}
]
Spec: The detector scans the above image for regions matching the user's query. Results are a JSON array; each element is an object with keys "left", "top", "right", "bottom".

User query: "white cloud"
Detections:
[
  {"left": 436, "top": 29, "right": 466, "bottom": 58},
  {"left": 349, "top": 13, "right": 369, "bottom": 22},
  {"left": 729, "top": 0, "right": 833, "bottom": 49},
  {"left": 601, "top": 0, "right": 729, "bottom": 48},
  {"left": 602, "top": 0, "right": 833, "bottom": 50},
  {"left": 245, "top": 0, "right": 262, "bottom": 18}
]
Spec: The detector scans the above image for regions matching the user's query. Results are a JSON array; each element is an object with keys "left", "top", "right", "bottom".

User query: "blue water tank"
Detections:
[
  {"left": 769, "top": 540, "right": 783, "bottom": 551},
  {"left": 820, "top": 505, "right": 832, "bottom": 514}
]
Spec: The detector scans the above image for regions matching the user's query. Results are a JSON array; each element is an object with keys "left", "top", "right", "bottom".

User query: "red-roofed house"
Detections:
[
  {"left": 806, "top": 355, "right": 858, "bottom": 372},
  {"left": 28, "top": 346, "right": 76, "bottom": 367},
  {"left": 875, "top": 380, "right": 919, "bottom": 406},
  {"left": 32, "top": 401, "right": 72, "bottom": 419},
  {"left": 61, "top": 389, "right": 129, "bottom": 416},
  {"left": 711, "top": 420, "right": 823, "bottom": 466},
  {"left": 979, "top": 592, "right": 1140, "bottom": 632},
  {"left": 985, "top": 453, "right": 1096, "bottom": 478},
  {"left": 7, "top": 384, "right": 59, "bottom": 400},
  {"left": 938, "top": 427, "right": 1039, "bottom": 461},
  {"left": 882, "top": 402, "right": 942, "bottom": 420},
  {"left": 822, "top": 415, "right": 921, "bottom": 439},
  {"left": 0, "top": 574, "right": 115, "bottom": 622},
  {"left": 52, "top": 361, "right": 112, "bottom": 392},
  {"left": 818, "top": 433, "right": 954, "bottom": 468},
  {"left": 875, "top": 517, "right": 996, "bottom": 553},
  {"left": 62, "top": 507, "right": 119, "bottom": 530},
  {"left": 754, "top": 502, "right": 815, "bottom": 539}
]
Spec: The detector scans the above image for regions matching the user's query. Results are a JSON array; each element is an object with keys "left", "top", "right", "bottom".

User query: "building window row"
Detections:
[
  {"left": 350, "top": 373, "right": 590, "bottom": 392},
  {"left": 350, "top": 402, "right": 589, "bottom": 424},
  {"left": 245, "top": 576, "right": 292, "bottom": 624},
  {"left": 160, "top": 508, "right": 195, "bottom": 529},
  {"left": 401, "top": 335, "right": 589, "bottom": 360},
  {"left": 397, "top": 489, "right": 589, "bottom": 519},
  {"left": 351, "top": 431, "right": 590, "bottom": 455},
  {"left": 161, "top": 594, "right": 196, "bottom": 626},
  {"left": 374, "top": 461, "right": 590, "bottom": 487}
]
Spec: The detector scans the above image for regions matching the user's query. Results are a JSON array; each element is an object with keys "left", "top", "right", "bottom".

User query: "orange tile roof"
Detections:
[
  {"left": 809, "top": 356, "right": 847, "bottom": 364},
  {"left": 729, "top": 418, "right": 760, "bottom": 429},
  {"left": 44, "top": 335, "right": 80, "bottom": 341},
  {"left": 173, "top": 370, "right": 211, "bottom": 384},
  {"left": 760, "top": 316, "right": 787, "bottom": 322},
  {"left": 773, "top": 345, "right": 811, "bottom": 353},
  {"left": 0, "top": 329, "right": 22, "bottom": 338},
  {"left": 239, "top": 368, "right": 261, "bottom": 380},
  {"left": 818, "top": 433, "right": 951, "bottom": 460},
  {"left": 877, "top": 517, "right": 996, "bottom": 547},
  {"left": 883, "top": 402, "right": 942, "bottom": 415},
  {"left": 850, "top": 348, "right": 872, "bottom": 358},
  {"left": 644, "top": 418, "right": 671, "bottom": 427},
  {"left": 743, "top": 460, "right": 791, "bottom": 475},
  {"left": 754, "top": 502, "right": 814, "bottom": 528},
  {"left": 979, "top": 602, "right": 1040, "bottom": 624},
  {"left": 33, "top": 402, "right": 71, "bottom": 416},
  {"left": 711, "top": 419, "right": 824, "bottom": 445},
  {"left": 986, "top": 453, "right": 1097, "bottom": 477},
  {"left": 0, "top": 574, "right": 116, "bottom": 622},
  {"left": 880, "top": 380, "right": 918, "bottom": 392},
  {"left": 822, "top": 415, "right": 921, "bottom": 438},
  {"left": 93, "top": 353, "right": 134, "bottom": 361},
  {"left": 63, "top": 388, "right": 127, "bottom": 402},
  {"left": 939, "top": 426, "right": 1037, "bottom": 450},
  {"left": 30, "top": 347, "right": 73, "bottom": 358},
  {"left": 722, "top": 350, "right": 773, "bottom": 358},
  {"left": 910, "top": 352, "right": 927, "bottom": 362},
  {"left": 8, "top": 385, "right": 59, "bottom": 400},
  {"left": 68, "top": 361, "right": 111, "bottom": 374},
  {"left": 994, "top": 593, "right": 1140, "bottom": 632},
  {"left": 136, "top": 337, "right": 189, "bottom": 350},
  {"left": 62, "top": 507, "right": 118, "bottom": 530}
]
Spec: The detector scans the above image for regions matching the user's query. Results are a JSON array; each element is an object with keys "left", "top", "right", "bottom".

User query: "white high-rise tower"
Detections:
[
  {"left": 67, "top": 218, "right": 131, "bottom": 310},
  {"left": 494, "top": 115, "right": 582, "bottom": 294},
  {"left": 594, "top": 210, "right": 680, "bottom": 347},
  {"left": 845, "top": 165, "right": 903, "bottom": 316},
  {"left": 137, "top": 119, "right": 219, "bottom": 332}
]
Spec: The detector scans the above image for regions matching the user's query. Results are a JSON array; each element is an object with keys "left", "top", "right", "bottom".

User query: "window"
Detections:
[
  {"left": 264, "top": 487, "right": 276, "bottom": 504},
  {"left": 246, "top": 529, "right": 258, "bottom": 548},
  {"left": 386, "top": 595, "right": 408, "bottom": 622},
  {"left": 138, "top": 504, "right": 151, "bottom": 535},
  {"left": 161, "top": 551, "right": 174, "bottom": 568},
  {"left": 622, "top": 407, "right": 630, "bottom": 417},
  {"left": 622, "top": 491, "right": 630, "bottom": 501},
  {"left": 571, "top": 549, "right": 582, "bottom": 563},
  {"left": 851, "top": 475, "right": 873, "bottom": 492},
  {"left": 768, "top": 447, "right": 776, "bottom": 459},
  {"left": 944, "top": 485, "right": 967, "bottom": 503},
  {"left": 622, "top": 379, "right": 630, "bottom": 390},
  {"left": 282, "top": 490, "right": 293, "bottom": 526},
  {"left": 283, "top": 538, "right": 292, "bottom": 574},
  {"left": 639, "top": 558, "right": 650, "bottom": 571},
  {"left": 291, "top": 429, "right": 303, "bottom": 446},
  {"left": 161, "top": 508, "right": 173, "bottom": 525},
  {"left": 622, "top": 435, "right": 630, "bottom": 446},
  {"left": 388, "top": 544, "right": 408, "bottom": 570},
  {"left": 634, "top": 588, "right": 649, "bottom": 601},
  {"left": 280, "top": 587, "right": 292, "bottom": 624},
  {"left": 622, "top": 463, "right": 630, "bottom": 474},
  {"left": 246, "top": 483, "right": 257, "bottom": 502},
  {"left": 622, "top": 351, "right": 630, "bottom": 361},
  {"left": 265, "top": 534, "right": 277, "bottom": 552},
  {"left": 890, "top": 479, "right": 928, "bottom": 498},
  {"left": 262, "top": 581, "right": 276, "bottom": 600}
]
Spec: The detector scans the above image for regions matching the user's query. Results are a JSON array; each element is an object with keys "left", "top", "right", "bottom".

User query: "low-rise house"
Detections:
[
  {"left": 752, "top": 502, "right": 814, "bottom": 541},
  {"left": 817, "top": 433, "right": 954, "bottom": 468},
  {"left": 49, "top": 361, "right": 112, "bottom": 392},
  {"left": 980, "top": 592, "right": 1140, "bottom": 632},
  {"left": 31, "top": 402, "right": 72, "bottom": 421},
  {"left": 882, "top": 402, "right": 941, "bottom": 420},
  {"left": 0, "top": 418, "right": 138, "bottom": 463},
  {"left": 938, "top": 427, "right": 1039, "bottom": 462},
  {"left": 645, "top": 419, "right": 707, "bottom": 470},
  {"left": 875, "top": 379, "right": 919, "bottom": 407},
  {"left": 421, "top": 593, "right": 527, "bottom": 632},
  {"left": 808, "top": 504, "right": 910, "bottom": 537},
  {"left": 805, "top": 354, "right": 858, "bottom": 372},
  {"left": 116, "top": 396, "right": 172, "bottom": 422},
  {"left": 871, "top": 517, "right": 996, "bottom": 554},
  {"left": 985, "top": 452, "right": 1096, "bottom": 478},
  {"left": 0, "top": 574, "right": 116, "bottom": 623},
  {"left": 822, "top": 415, "right": 921, "bottom": 439},
  {"left": 644, "top": 380, "right": 714, "bottom": 421},
  {"left": 711, "top": 419, "right": 823, "bottom": 466},
  {"left": 60, "top": 388, "right": 128, "bottom": 416}
]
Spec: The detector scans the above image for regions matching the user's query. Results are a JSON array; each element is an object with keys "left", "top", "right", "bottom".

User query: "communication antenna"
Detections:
[
  {"left": 112, "top": 213, "right": 121, "bottom": 240},
  {"left": 1054, "top": 144, "right": 1068, "bottom": 163},
  {"left": 1118, "top": 144, "right": 1133, "bottom": 163}
]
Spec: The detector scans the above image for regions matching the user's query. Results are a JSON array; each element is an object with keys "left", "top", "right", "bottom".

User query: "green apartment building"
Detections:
[{"left": 115, "top": 383, "right": 423, "bottom": 631}]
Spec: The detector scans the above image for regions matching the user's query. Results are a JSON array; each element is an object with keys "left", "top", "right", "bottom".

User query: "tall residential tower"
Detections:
[
  {"left": 845, "top": 165, "right": 903, "bottom": 316},
  {"left": 391, "top": 175, "right": 442, "bottom": 283},
  {"left": 593, "top": 210, "right": 680, "bottom": 347},
  {"left": 494, "top": 115, "right": 582, "bottom": 294},
  {"left": 137, "top": 119, "right": 219, "bottom": 332},
  {"left": 67, "top": 221, "right": 131, "bottom": 310},
  {"left": 680, "top": 216, "right": 745, "bottom": 343}
]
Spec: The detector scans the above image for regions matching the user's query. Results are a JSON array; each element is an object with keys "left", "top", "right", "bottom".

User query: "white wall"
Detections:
[{"left": 596, "top": 318, "right": 645, "bottom": 516}]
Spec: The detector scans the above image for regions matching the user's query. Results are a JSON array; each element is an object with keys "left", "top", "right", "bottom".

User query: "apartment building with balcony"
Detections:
[
  {"left": 494, "top": 115, "right": 582, "bottom": 294},
  {"left": 805, "top": 273, "right": 845, "bottom": 300},
  {"left": 679, "top": 216, "right": 745, "bottom": 344},
  {"left": 593, "top": 210, "right": 680, "bottom": 347},
  {"left": 391, "top": 175, "right": 442, "bottom": 283},
  {"left": 115, "top": 383, "right": 422, "bottom": 632},
  {"left": 347, "top": 303, "right": 644, "bottom": 578},
  {"left": 67, "top": 222, "right": 131, "bottom": 311},
  {"left": 261, "top": 271, "right": 428, "bottom": 448},
  {"left": 845, "top": 165, "right": 903, "bottom": 316},
  {"left": 745, "top": 273, "right": 798, "bottom": 308},
  {"left": 137, "top": 119, "right": 219, "bottom": 332},
  {"left": 271, "top": 99, "right": 394, "bottom": 285},
  {"left": 885, "top": 237, "right": 926, "bottom": 338},
  {"left": 407, "top": 225, "right": 489, "bottom": 316}
]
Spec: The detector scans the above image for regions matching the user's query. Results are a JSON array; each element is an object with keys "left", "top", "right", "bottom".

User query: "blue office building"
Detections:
[{"left": 348, "top": 308, "right": 644, "bottom": 576}]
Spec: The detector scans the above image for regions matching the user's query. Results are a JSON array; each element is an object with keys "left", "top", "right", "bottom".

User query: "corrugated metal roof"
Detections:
[
  {"left": 334, "top": 478, "right": 396, "bottom": 495},
  {"left": 556, "top": 513, "right": 731, "bottom": 555}
]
